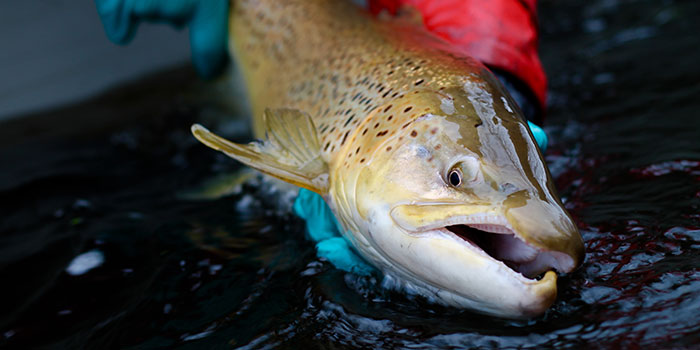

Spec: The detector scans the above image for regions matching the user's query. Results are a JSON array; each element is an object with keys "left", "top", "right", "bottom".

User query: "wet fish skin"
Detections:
[{"left": 192, "top": 0, "right": 584, "bottom": 318}]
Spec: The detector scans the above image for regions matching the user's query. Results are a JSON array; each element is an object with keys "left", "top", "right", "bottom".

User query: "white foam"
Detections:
[{"left": 65, "top": 250, "right": 104, "bottom": 276}]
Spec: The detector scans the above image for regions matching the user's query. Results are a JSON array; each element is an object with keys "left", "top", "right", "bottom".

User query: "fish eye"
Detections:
[
  {"left": 447, "top": 158, "right": 480, "bottom": 188},
  {"left": 448, "top": 168, "right": 462, "bottom": 187}
]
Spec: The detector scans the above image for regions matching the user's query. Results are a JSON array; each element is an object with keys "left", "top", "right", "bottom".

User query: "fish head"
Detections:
[{"left": 330, "top": 76, "right": 584, "bottom": 318}]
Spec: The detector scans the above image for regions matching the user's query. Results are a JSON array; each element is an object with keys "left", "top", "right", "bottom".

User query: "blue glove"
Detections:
[
  {"left": 528, "top": 121, "right": 548, "bottom": 152},
  {"left": 94, "top": 0, "right": 229, "bottom": 78},
  {"left": 293, "top": 188, "right": 375, "bottom": 276}
]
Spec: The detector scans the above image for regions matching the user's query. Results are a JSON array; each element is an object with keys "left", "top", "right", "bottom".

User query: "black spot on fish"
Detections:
[{"left": 344, "top": 115, "right": 354, "bottom": 127}]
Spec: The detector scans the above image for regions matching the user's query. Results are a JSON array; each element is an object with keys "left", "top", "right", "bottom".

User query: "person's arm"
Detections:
[{"left": 369, "top": 0, "right": 547, "bottom": 125}]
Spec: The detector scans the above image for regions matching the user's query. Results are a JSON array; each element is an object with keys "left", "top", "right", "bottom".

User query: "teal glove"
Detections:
[
  {"left": 528, "top": 121, "right": 548, "bottom": 152},
  {"left": 94, "top": 0, "right": 229, "bottom": 78},
  {"left": 293, "top": 188, "right": 374, "bottom": 276}
]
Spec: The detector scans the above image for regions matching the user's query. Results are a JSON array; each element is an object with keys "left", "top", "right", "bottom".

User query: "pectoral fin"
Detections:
[{"left": 191, "top": 108, "right": 329, "bottom": 194}]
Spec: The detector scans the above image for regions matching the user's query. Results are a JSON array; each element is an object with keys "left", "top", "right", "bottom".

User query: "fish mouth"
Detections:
[
  {"left": 384, "top": 206, "right": 573, "bottom": 316},
  {"left": 389, "top": 204, "right": 578, "bottom": 283},
  {"left": 437, "top": 216, "right": 575, "bottom": 280}
]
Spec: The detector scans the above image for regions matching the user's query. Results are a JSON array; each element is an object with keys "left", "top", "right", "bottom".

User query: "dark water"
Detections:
[{"left": 2, "top": 0, "right": 699, "bottom": 348}]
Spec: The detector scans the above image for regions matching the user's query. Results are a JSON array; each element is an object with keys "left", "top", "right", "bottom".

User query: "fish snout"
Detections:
[{"left": 504, "top": 199, "right": 585, "bottom": 274}]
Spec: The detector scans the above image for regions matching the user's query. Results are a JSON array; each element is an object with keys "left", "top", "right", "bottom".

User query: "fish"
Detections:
[{"left": 191, "top": 0, "right": 585, "bottom": 318}]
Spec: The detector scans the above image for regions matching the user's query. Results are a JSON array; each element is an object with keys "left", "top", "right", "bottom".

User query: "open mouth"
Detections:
[{"left": 442, "top": 222, "right": 571, "bottom": 279}]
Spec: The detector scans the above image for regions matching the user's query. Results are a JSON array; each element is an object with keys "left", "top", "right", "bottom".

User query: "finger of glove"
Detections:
[
  {"left": 189, "top": 0, "right": 229, "bottom": 78},
  {"left": 94, "top": 0, "right": 195, "bottom": 44},
  {"left": 293, "top": 188, "right": 340, "bottom": 242},
  {"left": 527, "top": 121, "right": 548, "bottom": 152},
  {"left": 94, "top": 0, "right": 136, "bottom": 43},
  {"left": 316, "top": 238, "right": 374, "bottom": 276}
]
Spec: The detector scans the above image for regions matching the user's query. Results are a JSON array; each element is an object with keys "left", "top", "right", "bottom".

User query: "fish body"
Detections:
[{"left": 193, "top": 0, "right": 584, "bottom": 318}]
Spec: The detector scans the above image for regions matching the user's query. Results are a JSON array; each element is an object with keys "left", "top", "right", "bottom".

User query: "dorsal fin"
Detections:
[{"left": 191, "top": 108, "right": 329, "bottom": 194}]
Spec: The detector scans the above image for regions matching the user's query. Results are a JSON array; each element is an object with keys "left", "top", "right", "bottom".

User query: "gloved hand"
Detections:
[
  {"left": 528, "top": 121, "right": 548, "bottom": 152},
  {"left": 293, "top": 188, "right": 375, "bottom": 276},
  {"left": 94, "top": 0, "right": 229, "bottom": 78}
]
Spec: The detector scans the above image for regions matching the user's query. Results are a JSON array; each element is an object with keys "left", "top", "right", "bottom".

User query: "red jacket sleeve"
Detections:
[{"left": 368, "top": 0, "right": 547, "bottom": 111}]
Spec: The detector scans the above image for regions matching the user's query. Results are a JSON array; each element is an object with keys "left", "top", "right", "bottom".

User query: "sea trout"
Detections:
[{"left": 191, "top": 0, "right": 584, "bottom": 318}]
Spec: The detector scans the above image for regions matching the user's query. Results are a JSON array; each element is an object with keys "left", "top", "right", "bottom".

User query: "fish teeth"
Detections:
[
  {"left": 467, "top": 224, "right": 513, "bottom": 234},
  {"left": 458, "top": 214, "right": 510, "bottom": 227}
]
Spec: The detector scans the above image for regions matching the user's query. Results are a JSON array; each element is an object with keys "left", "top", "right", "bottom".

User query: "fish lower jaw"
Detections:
[
  {"left": 377, "top": 226, "right": 559, "bottom": 318},
  {"left": 431, "top": 227, "right": 532, "bottom": 283}
]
